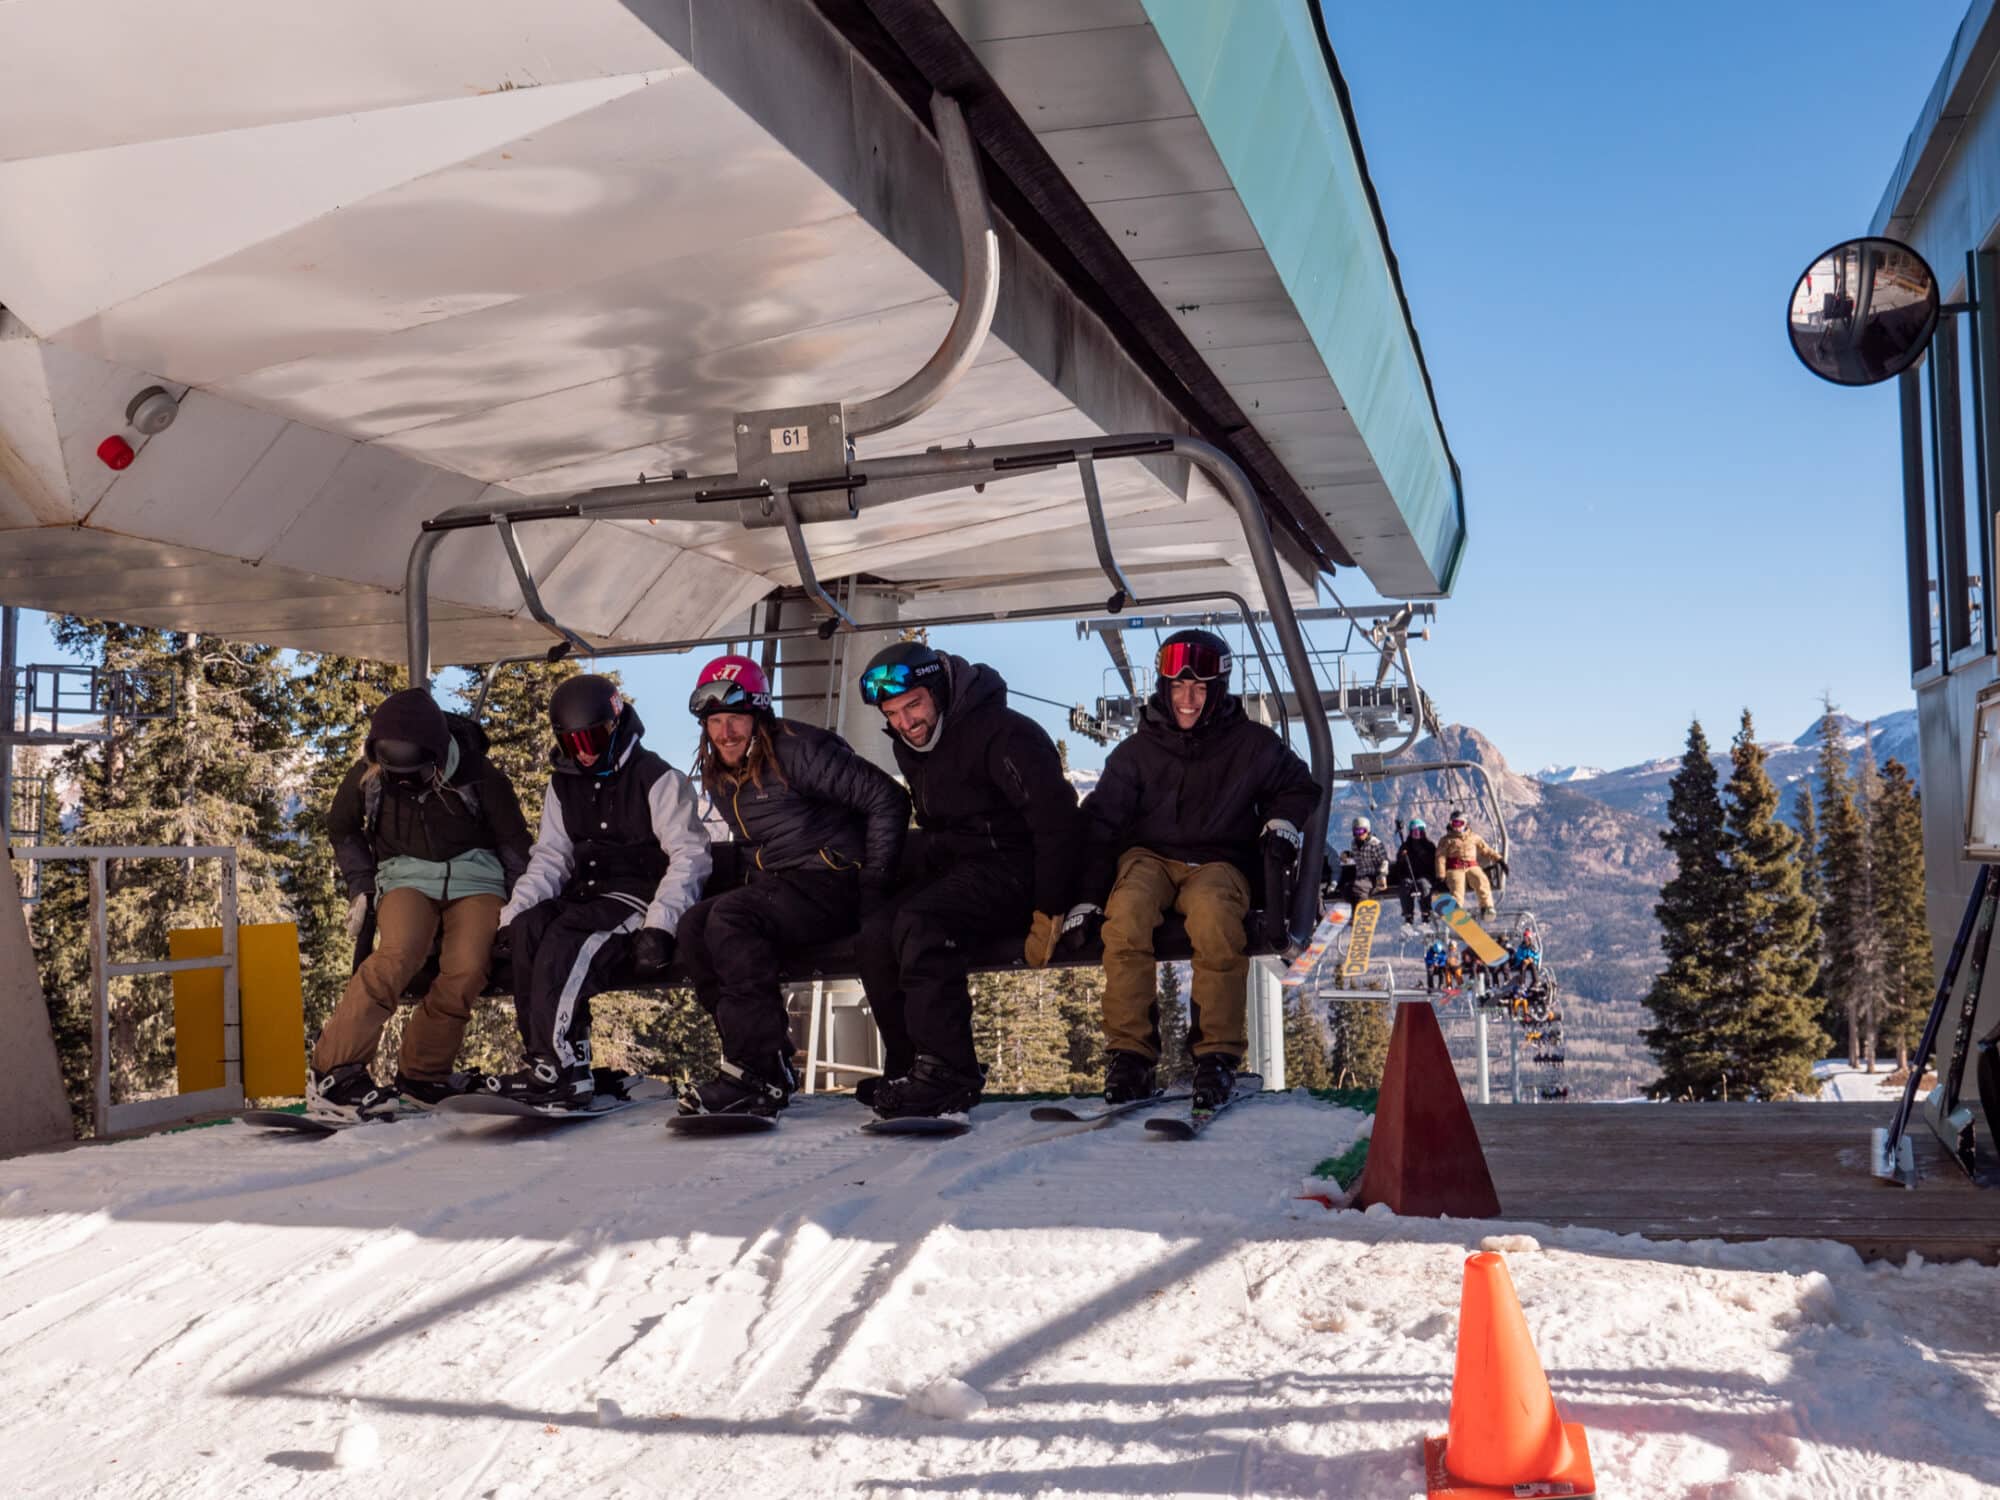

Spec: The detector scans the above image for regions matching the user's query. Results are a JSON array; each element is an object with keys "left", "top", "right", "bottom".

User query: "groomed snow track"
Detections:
[{"left": 4, "top": 1095, "right": 2000, "bottom": 1497}]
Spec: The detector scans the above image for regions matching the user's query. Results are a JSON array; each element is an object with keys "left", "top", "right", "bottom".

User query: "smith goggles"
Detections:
[
  {"left": 556, "top": 720, "right": 616, "bottom": 761},
  {"left": 1156, "top": 639, "right": 1228, "bottom": 682},
  {"left": 860, "top": 661, "right": 935, "bottom": 705}
]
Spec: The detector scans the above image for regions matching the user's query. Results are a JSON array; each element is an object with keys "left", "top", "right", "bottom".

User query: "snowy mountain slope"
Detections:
[{"left": 4, "top": 1097, "right": 2000, "bottom": 1497}]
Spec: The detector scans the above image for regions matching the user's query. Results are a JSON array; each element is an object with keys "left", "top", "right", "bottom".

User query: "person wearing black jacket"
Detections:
[
  {"left": 853, "top": 641, "right": 1080, "bottom": 1118},
  {"left": 1390, "top": 817, "right": 1437, "bottom": 924},
  {"left": 309, "top": 689, "right": 531, "bottom": 1120},
  {"left": 490, "top": 675, "right": 711, "bottom": 1109},
  {"left": 675, "top": 655, "right": 909, "bottom": 1119},
  {"left": 1075, "top": 630, "right": 1319, "bottom": 1111}
]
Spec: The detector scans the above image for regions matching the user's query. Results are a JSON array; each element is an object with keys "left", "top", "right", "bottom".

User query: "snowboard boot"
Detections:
[
  {"left": 1101, "top": 1049, "right": 1158, "bottom": 1106},
  {"left": 484, "top": 1057, "right": 595, "bottom": 1110},
  {"left": 394, "top": 1068, "right": 489, "bottom": 1109},
  {"left": 679, "top": 1052, "right": 797, "bottom": 1119},
  {"left": 869, "top": 1053, "right": 983, "bottom": 1120},
  {"left": 853, "top": 1074, "right": 894, "bottom": 1108},
  {"left": 307, "top": 1063, "right": 402, "bottom": 1123},
  {"left": 1190, "top": 1052, "right": 1240, "bottom": 1113}
]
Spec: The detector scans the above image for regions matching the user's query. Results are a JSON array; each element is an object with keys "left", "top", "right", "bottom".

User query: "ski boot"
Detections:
[
  {"left": 1190, "top": 1052, "right": 1240, "bottom": 1113},
  {"left": 680, "top": 1052, "right": 796, "bottom": 1119},
  {"left": 870, "top": 1054, "right": 983, "bottom": 1120},
  {"left": 483, "top": 1057, "right": 595, "bottom": 1110},
  {"left": 307, "top": 1063, "right": 402, "bottom": 1123},
  {"left": 394, "top": 1068, "right": 490, "bottom": 1109},
  {"left": 1102, "top": 1049, "right": 1158, "bottom": 1106}
]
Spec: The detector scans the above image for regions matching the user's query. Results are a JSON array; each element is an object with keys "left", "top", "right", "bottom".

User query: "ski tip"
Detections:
[{"left": 1143, "top": 1117, "right": 1196, "bottom": 1140}]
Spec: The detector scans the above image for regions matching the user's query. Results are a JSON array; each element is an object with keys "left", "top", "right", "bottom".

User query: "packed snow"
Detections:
[{"left": 3, "top": 1093, "right": 1998, "bottom": 1497}]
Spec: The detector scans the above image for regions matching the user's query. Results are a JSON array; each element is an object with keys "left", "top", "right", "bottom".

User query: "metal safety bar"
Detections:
[
  {"left": 14, "top": 844, "right": 240, "bottom": 1137},
  {"left": 494, "top": 515, "right": 592, "bottom": 662},
  {"left": 407, "top": 434, "right": 1335, "bottom": 942}
]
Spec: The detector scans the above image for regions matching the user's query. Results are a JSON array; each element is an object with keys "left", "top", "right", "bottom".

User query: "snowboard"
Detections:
[
  {"left": 863, "top": 1113, "right": 970, "bottom": 1137},
  {"left": 1432, "top": 892, "right": 1506, "bottom": 966},
  {"left": 1279, "top": 903, "right": 1350, "bottom": 989},
  {"left": 436, "top": 1093, "right": 643, "bottom": 1123},
  {"left": 242, "top": 1109, "right": 402, "bottom": 1135},
  {"left": 1030, "top": 1090, "right": 1192, "bottom": 1124},
  {"left": 1339, "top": 899, "right": 1381, "bottom": 979},
  {"left": 667, "top": 1111, "right": 780, "bottom": 1136},
  {"left": 1144, "top": 1073, "right": 1263, "bottom": 1141}
]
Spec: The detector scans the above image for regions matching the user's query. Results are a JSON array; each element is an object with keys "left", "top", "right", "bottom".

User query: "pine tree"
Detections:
[
  {"left": 1643, "top": 718, "right": 1735, "bottom": 1099},
  {"left": 1815, "top": 704, "right": 1871, "bottom": 1063},
  {"left": 1792, "top": 782, "right": 1825, "bottom": 1021},
  {"left": 1714, "top": 711, "right": 1826, "bottom": 1098},
  {"left": 1283, "top": 993, "right": 1333, "bottom": 1088},
  {"left": 1325, "top": 996, "right": 1389, "bottom": 1089},
  {"left": 1852, "top": 730, "right": 1888, "bottom": 1066},
  {"left": 1156, "top": 962, "right": 1191, "bottom": 1083},
  {"left": 1053, "top": 967, "right": 1106, "bottom": 1093},
  {"left": 1871, "top": 759, "right": 1933, "bottom": 1067}
]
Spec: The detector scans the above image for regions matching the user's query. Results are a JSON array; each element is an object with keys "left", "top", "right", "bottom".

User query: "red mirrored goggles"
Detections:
[
  {"left": 556, "top": 720, "right": 616, "bottom": 761},
  {"left": 1156, "top": 640, "right": 1228, "bottom": 682}
]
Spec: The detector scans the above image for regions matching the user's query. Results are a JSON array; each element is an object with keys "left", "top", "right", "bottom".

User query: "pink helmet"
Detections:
[{"left": 688, "top": 654, "right": 772, "bottom": 717}]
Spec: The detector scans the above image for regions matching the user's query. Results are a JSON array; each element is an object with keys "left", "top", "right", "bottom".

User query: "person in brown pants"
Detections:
[
  {"left": 1071, "top": 630, "right": 1320, "bottom": 1112},
  {"left": 309, "top": 689, "right": 530, "bottom": 1121}
]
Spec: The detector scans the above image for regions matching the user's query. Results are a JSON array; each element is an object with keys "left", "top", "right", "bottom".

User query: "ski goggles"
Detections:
[
  {"left": 860, "top": 662, "right": 935, "bottom": 706},
  {"left": 556, "top": 720, "right": 616, "bottom": 761},
  {"left": 1156, "top": 639, "right": 1227, "bottom": 681},
  {"left": 688, "top": 679, "right": 759, "bottom": 717}
]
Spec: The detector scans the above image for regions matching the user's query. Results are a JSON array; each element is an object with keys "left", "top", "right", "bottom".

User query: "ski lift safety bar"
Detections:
[{"left": 403, "top": 434, "right": 1336, "bottom": 942}]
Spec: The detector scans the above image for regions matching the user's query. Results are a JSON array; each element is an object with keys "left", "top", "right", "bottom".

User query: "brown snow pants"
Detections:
[
  {"left": 311, "top": 886, "right": 502, "bottom": 1082},
  {"left": 1100, "top": 848, "right": 1252, "bottom": 1062},
  {"left": 1442, "top": 864, "right": 1494, "bottom": 914}
]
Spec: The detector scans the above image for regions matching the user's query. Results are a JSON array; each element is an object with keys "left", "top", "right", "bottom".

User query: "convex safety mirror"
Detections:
[{"left": 1787, "top": 237, "right": 1940, "bottom": 386}]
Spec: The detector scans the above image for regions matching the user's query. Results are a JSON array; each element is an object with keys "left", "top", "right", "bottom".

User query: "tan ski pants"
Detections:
[
  {"left": 1442, "top": 864, "right": 1495, "bottom": 914},
  {"left": 1100, "top": 848, "right": 1252, "bottom": 1061},
  {"left": 311, "top": 886, "right": 502, "bottom": 1081}
]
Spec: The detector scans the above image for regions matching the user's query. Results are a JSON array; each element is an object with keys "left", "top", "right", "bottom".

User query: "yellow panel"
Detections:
[{"left": 170, "top": 923, "right": 307, "bottom": 1099}]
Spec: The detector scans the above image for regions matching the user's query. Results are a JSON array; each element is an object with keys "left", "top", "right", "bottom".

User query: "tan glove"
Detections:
[{"left": 1023, "top": 911, "right": 1063, "bottom": 969}]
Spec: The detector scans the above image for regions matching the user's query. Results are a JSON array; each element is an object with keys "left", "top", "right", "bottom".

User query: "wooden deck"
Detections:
[{"left": 1468, "top": 1102, "right": 2000, "bottom": 1264}]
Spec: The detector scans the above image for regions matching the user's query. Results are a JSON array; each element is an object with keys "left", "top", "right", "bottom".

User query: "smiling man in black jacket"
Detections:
[
  {"left": 675, "top": 655, "right": 909, "bottom": 1120},
  {"left": 1076, "top": 630, "right": 1319, "bottom": 1111},
  {"left": 852, "top": 640, "right": 1080, "bottom": 1119}
]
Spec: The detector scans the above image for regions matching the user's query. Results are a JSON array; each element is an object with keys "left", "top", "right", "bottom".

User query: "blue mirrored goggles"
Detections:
[{"left": 860, "top": 662, "right": 920, "bottom": 705}]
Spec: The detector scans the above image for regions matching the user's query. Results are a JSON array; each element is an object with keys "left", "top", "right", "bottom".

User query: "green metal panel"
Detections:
[{"left": 1141, "top": 0, "right": 1466, "bottom": 592}]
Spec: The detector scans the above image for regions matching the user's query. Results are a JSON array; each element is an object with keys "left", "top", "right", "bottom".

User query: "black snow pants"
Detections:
[
  {"left": 855, "top": 839, "right": 1034, "bottom": 1077},
  {"left": 677, "top": 868, "right": 859, "bottom": 1065},
  {"left": 509, "top": 892, "right": 645, "bottom": 1069}
]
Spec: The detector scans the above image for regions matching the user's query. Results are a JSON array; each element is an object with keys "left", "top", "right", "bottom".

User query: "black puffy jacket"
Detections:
[
  {"left": 328, "top": 714, "right": 531, "bottom": 898},
  {"left": 884, "top": 655, "right": 1080, "bottom": 914},
  {"left": 1079, "top": 693, "right": 1319, "bottom": 901},
  {"left": 710, "top": 720, "right": 909, "bottom": 887}
]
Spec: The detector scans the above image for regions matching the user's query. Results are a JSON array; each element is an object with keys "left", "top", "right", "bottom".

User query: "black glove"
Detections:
[
  {"left": 1491, "top": 857, "right": 1510, "bottom": 878},
  {"left": 490, "top": 922, "right": 513, "bottom": 965},
  {"left": 1260, "top": 819, "right": 1303, "bottom": 869},
  {"left": 1058, "top": 903, "right": 1105, "bottom": 953},
  {"left": 630, "top": 926, "right": 674, "bottom": 980}
]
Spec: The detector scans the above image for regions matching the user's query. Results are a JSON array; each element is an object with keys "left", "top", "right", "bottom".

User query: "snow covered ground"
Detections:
[{"left": 3, "top": 1093, "right": 1999, "bottom": 1498}]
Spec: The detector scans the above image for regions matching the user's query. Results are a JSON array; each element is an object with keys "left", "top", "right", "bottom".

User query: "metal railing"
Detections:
[{"left": 14, "top": 845, "right": 241, "bottom": 1137}]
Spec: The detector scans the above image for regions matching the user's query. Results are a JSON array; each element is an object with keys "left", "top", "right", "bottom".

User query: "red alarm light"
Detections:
[{"left": 97, "top": 436, "right": 135, "bottom": 470}]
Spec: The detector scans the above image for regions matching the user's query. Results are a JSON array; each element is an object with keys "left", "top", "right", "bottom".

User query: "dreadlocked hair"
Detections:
[{"left": 695, "top": 717, "right": 791, "bottom": 792}]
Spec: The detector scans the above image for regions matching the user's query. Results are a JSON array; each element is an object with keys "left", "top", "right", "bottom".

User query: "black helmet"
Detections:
[
  {"left": 1152, "top": 628, "right": 1231, "bottom": 726},
  {"left": 860, "top": 640, "right": 950, "bottom": 713},
  {"left": 549, "top": 674, "right": 626, "bottom": 771},
  {"left": 366, "top": 689, "right": 450, "bottom": 785}
]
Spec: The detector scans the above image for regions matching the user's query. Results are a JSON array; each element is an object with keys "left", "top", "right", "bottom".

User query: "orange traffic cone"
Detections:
[{"left": 1424, "top": 1252, "right": 1595, "bottom": 1498}]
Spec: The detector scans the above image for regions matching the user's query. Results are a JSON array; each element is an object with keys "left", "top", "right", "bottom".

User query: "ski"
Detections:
[
  {"left": 864, "top": 1113, "right": 970, "bottom": 1137},
  {"left": 436, "top": 1093, "right": 644, "bottom": 1123},
  {"left": 1143, "top": 1073, "right": 1263, "bottom": 1141},
  {"left": 1030, "top": 1090, "right": 1192, "bottom": 1124},
  {"left": 1433, "top": 892, "right": 1506, "bottom": 966},
  {"left": 667, "top": 1112, "right": 779, "bottom": 1136}
]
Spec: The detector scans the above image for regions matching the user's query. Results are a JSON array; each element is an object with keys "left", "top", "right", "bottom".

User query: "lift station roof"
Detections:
[{"left": 0, "top": 0, "right": 1464, "bottom": 664}]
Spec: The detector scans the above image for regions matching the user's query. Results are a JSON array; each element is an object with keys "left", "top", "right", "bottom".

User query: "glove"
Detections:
[
  {"left": 490, "top": 922, "right": 513, "bottom": 966},
  {"left": 1260, "top": 819, "right": 1302, "bottom": 868},
  {"left": 630, "top": 926, "right": 675, "bottom": 981},
  {"left": 1058, "top": 903, "right": 1104, "bottom": 953},
  {"left": 344, "top": 893, "right": 370, "bottom": 941},
  {"left": 1024, "top": 911, "right": 1064, "bottom": 969},
  {"left": 1491, "top": 857, "right": 1510, "bottom": 878}
]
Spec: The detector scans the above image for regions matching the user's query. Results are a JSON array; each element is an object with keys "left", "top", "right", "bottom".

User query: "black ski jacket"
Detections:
[
  {"left": 711, "top": 720, "right": 909, "bottom": 887},
  {"left": 883, "top": 655, "right": 1080, "bottom": 914},
  {"left": 1079, "top": 694, "right": 1319, "bottom": 901},
  {"left": 328, "top": 715, "right": 531, "bottom": 899},
  {"left": 1390, "top": 832, "right": 1438, "bottom": 885}
]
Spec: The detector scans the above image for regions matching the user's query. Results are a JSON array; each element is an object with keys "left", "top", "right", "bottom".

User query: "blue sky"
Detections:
[{"left": 12, "top": 1, "right": 1972, "bottom": 775}]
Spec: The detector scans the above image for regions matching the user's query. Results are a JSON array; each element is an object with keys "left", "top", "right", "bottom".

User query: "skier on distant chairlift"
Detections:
[
  {"left": 1390, "top": 815, "right": 1437, "bottom": 925},
  {"left": 674, "top": 655, "right": 909, "bottom": 1122},
  {"left": 1331, "top": 816, "right": 1391, "bottom": 907},
  {"left": 1435, "top": 809, "right": 1503, "bottom": 920},
  {"left": 1423, "top": 935, "right": 1448, "bottom": 994}
]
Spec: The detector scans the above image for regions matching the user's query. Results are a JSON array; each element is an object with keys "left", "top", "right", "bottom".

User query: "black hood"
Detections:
[
  {"left": 551, "top": 700, "right": 646, "bottom": 777},
  {"left": 1138, "top": 689, "right": 1243, "bottom": 752},
  {"left": 880, "top": 653, "right": 1006, "bottom": 750}
]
